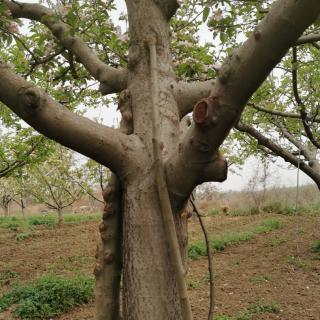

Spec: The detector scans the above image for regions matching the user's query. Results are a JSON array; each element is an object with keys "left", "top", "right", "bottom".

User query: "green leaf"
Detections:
[{"left": 203, "top": 6, "right": 210, "bottom": 22}]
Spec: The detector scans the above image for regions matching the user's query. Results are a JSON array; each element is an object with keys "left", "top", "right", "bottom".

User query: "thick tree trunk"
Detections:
[
  {"left": 122, "top": 176, "right": 183, "bottom": 320},
  {"left": 122, "top": 1, "right": 188, "bottom": 318}
]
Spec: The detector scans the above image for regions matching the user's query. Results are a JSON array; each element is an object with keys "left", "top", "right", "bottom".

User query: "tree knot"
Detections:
[
  {"left": 103, "top": 250, "right": 114, "bottom": 264},
  {"left": 18, "top": 86, "right": 41, "bottom": 110}
]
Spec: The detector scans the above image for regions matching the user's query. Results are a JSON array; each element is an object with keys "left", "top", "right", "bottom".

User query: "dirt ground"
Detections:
[{"left": 0, "top": 212, "right": 319, "bottom": 320}]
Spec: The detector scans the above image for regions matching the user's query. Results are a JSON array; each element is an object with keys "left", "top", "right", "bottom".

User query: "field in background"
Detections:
[
  {"left": 0, "top": 184, "right": 319, "bottom": 320},
  {"left": 197, "top": 184, "right": 319, "bottom": 215}
]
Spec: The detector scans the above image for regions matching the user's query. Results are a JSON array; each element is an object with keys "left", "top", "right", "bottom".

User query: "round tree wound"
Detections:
[{"left": 193, "top": 100, "right": 209, "bottom": 125}]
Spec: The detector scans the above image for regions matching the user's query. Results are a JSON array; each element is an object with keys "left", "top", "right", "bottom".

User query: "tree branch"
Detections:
[
  {"left": 296, "top": 32, "right": 320, "bottom": 45},
  {"left": 172, "top": 80, "right": 214, "bottom": 119},
  {"left": 291, "top": 46, "right": 320, "bottom": 149},
  {"left": 153, "top": 0, "right": 180, "bottom": 20},
  {"left": 236, "top": 122, "right": 320, "bottom": 190},
  {"left": 166, "top": 0, "right": 320, "bottom": 211},
  {"left": 174, "top": 24, "right": 320, "bottom": 121},
  {"left": 248, "top": 102, "right": 320, "bottom": 123},
  {"left": 0, "top": 64, "right": 140, "bottom": 176},
  {"left": 3, "top": 0, "right": 128, "bottom": 94},
  {"left": 274, "top": 118, "right": 314, "bottom": 162}
]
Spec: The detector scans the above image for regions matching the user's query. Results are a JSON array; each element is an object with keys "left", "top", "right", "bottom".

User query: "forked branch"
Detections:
[
  {"left": 3, "top": 0, "right": 127, "bottom": 94},
  {"left": 167, "top": 0, "right": 320, "bottom": 210},
  {"left": 0, "top": 63, "right": 139, "bottom": 176},
  {"left": 175, "top": 7, "right": 320, "bottom": 118}
]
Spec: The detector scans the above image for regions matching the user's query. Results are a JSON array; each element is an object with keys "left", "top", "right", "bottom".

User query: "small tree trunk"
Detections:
[
  {"left": 95, "top": 175, "right": 122, "bottom": 320},
  {"left": 21, "top": 199, "right": 26, "bottom": 220},
  {"left": 57, "top": 208, "right": 63, "bottom": 226},
  {"left": 4, "top": 203, "right": 10, "bottom": 217}
]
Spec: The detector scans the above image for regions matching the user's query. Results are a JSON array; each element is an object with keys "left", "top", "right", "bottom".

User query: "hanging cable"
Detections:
[
  {"left": 295, "top": 120, "right": 302, "bottom": 211},
  {"left": 190, "top": 195, "right": 215, "bottom": 320}
]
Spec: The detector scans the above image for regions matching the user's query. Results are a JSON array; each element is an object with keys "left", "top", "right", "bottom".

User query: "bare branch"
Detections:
[
  {"left": 236, "top": 122, "right": 320, "bottom": 190},
  {"left": 3, "top": 0, "right": 128, "bottom": 94},
  {"left": 166, "top": 0, "right": 320, "bottom": 210},
  {"left": 248, "top": 102, "right": 320, "bottom": 123},
  {"left": 291, "top": 47, "right": 320, "bottom": 149},
  {"left": 296, "top": 32, "right": 320, "bottom": 45},
  {"left": 273, "top": 118, "right": 314, "bottom": 161},
  {"left": 27, "top": 48, "right": 65, "bottom": 76},
  {"left": 0, "top": 63, "right": 140, "bottom": 176}
]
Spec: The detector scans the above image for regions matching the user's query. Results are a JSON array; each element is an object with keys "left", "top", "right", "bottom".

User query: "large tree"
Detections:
[{"left": 0, "top": 0, "right": 319, "bottom": 319}]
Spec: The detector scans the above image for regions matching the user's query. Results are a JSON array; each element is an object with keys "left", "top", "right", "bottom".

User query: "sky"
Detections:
[{"left": 16, "top": 0, "right": 315, "bottom": 192}]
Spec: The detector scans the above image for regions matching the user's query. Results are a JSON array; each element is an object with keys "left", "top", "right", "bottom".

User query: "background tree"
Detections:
[
  {"left": 0, "top": 177, "right": 16, "bottom": 216},
  {"left": 0, "top": 128, "right": 52, "bottom": 178},
  {"left": 25, "top": 147, "right": 83, "bottom": 226},
  {"left": 0, "top": 0, "right": 319, "bottom": 319},
  {"left": 73, "top": 159, "right": 110, "bottom": 207}
]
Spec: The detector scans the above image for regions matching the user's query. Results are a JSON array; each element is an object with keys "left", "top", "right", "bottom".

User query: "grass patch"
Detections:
[
  {"left": 268, "top": 236, "right": 288, "bottom": 247},
  {"left": 28, "top": 215, "right": 56, "bottom": 227},
  {"left": 0, "top": 213, "right": 101, "bottom": 231},
  {"left": 188, "top": 219, "right": 282, "bottom": 260},
  {"left": 207, "top": 208, "right": 221, "bottom": 216},
  {"left": 15, "top": 231, "right": 33, "bottom": 241},
  {"left": 0, "top": 270, "right": 19, "bottom": 287},
  {"left": 0, "top": 275, "right": 94, "bottom": 319},
  {"left": 228, "top": 207, "right": 259, "bottom": 216},
  {"left": 287, "top": 255, "right": 306, "bottom": 268},
  {"left": 214, "top": 300, "right": 279, "bottom": 320},
  {"left": 187, "top": 274, "right": 211, "bottom": 289},
  {"left": 0, "top": 216, "right": 22, "bottom": 231},
  {"left": 236, "top": 300, "right": 279, "bottom": 320},
  {"left": 263, "top": 201, "right": 320, "bottom": 215}
]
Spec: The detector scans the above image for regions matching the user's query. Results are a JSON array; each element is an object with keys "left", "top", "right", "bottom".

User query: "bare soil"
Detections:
[{"left": 0, "top": 213, "right": 319, "bottom": 319}]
